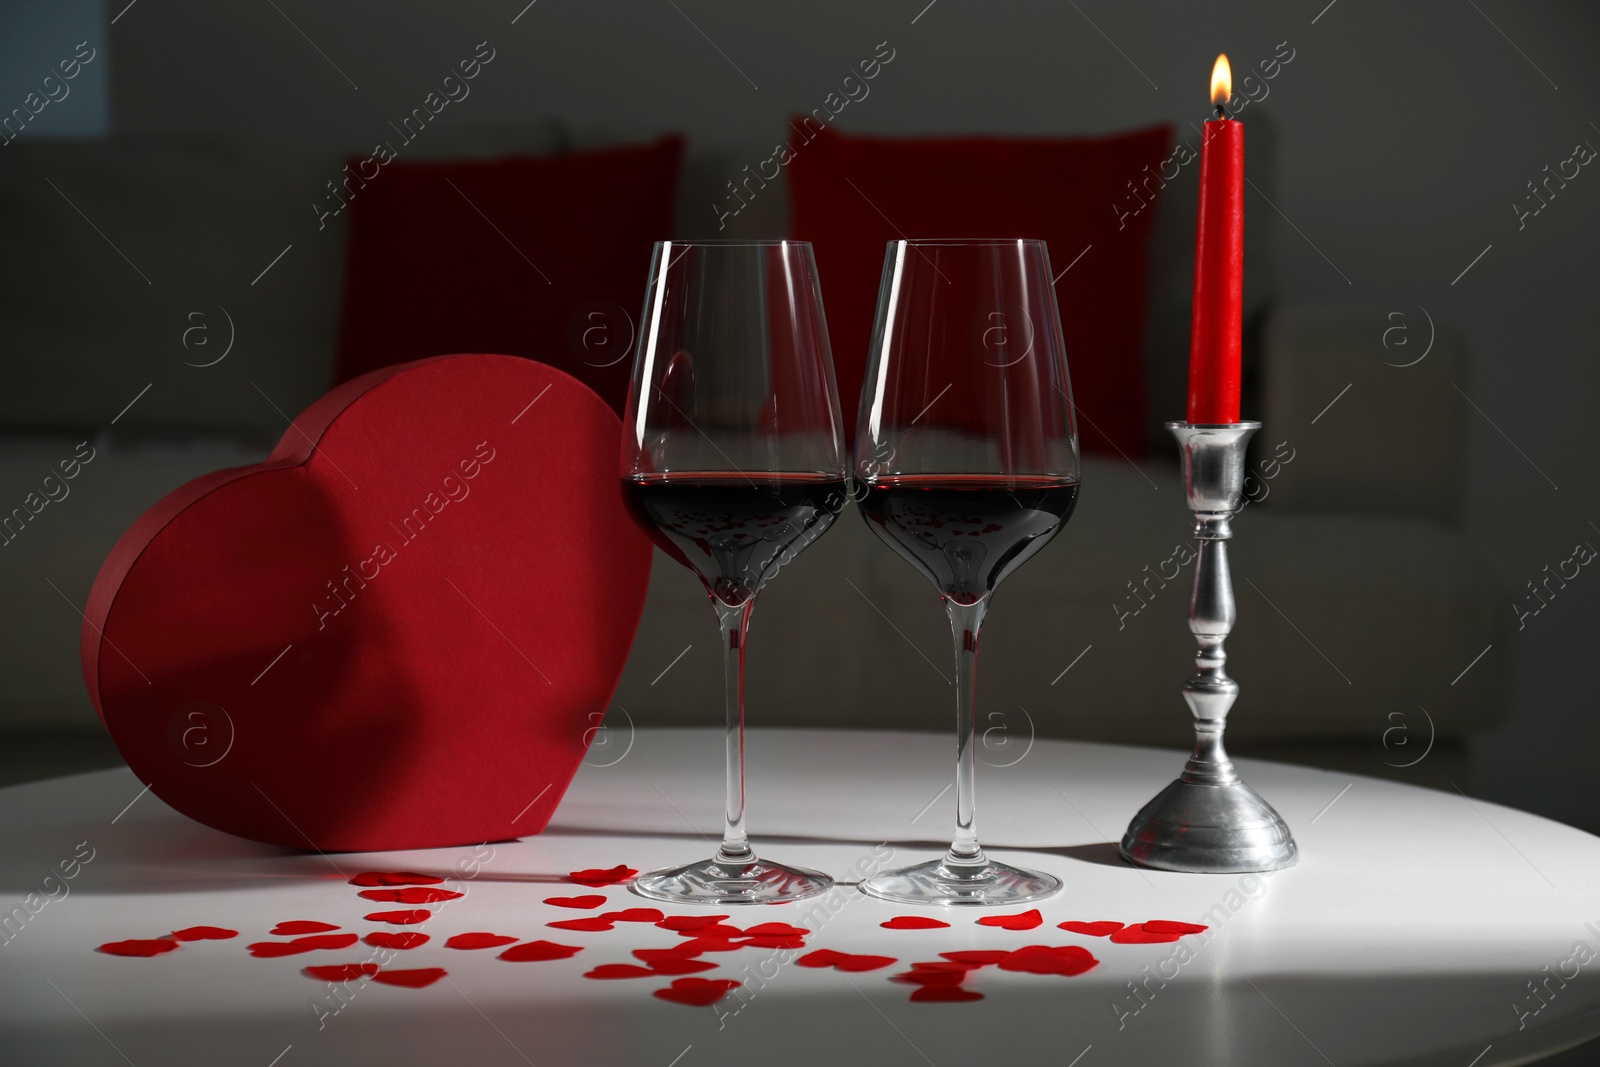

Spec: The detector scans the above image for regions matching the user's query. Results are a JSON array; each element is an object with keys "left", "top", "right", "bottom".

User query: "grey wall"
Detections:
[
  {"left": 0, "top": 1, "right": 109, "bottom": 139},
  {"left": 62, "top": 1, "right": 1600, "bottom": 825}
]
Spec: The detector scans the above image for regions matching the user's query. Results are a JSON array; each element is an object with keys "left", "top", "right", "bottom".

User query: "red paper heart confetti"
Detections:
[
  {"left": 634, "top": 946, "right": 705, "bottom": 965},
  {"left": 498, "top": 940, "right": 584, "bottom": 963},
  {"left": 996, "top": 945, "right": 1099, "bottom": 977},
  {"left": 363, "top": 932, "right": 429, "bottom": 950},
  {"left": 1141, "top": 920, "right": 1209, "bottom": 935},
  {"left": 304, "top": 963, "right": 379, "bottom": 982},
  {"left": 910, "top": 985, "right": 984, "bottom": 1003},
  {"left": 738, "top": 935, "right": 808, "bottom": 950},
  {"left": 891, "top": 968, "right": 969, "bottom": 987},
  {"left": 1109, "top": 924, "right": 1182, "bottom": 944},
  {"left": 975, "top": 909, "right": 1043, "bottom": 931},
  {"left": 98, "top": 938, "right": 180, "bottom": 958},
  {"left": 169, "top": 926, "right": 238, "bottom": 942},
  {"left": 653, "top": 977, "right": 740, "bottom": 1007},
  {"left": 545, "top": 895, "right": 608, "bottom": 910},
  {"left": 291, "top": 933, "right": 361, "bottom": 951},
  {"left": 581, "top": 958, "right": 716, "bottom": 981},
  {"left": 880, "top": 916, "right": 950, "bottom": 930},
  {"left": 675, "top": 923, "right": 744, "bottom": 940},
  {"left": 797, "top": 949, "right": 896, "bottom": 972},
  {"left": 357, "top": 887, "right": 463, "bottom": 904},
  {"left": 678, "top": 937, "right": 744, "bottom": 953},
  {"left": 602, "top": 907, "right": 666, "bottom": 924},
  {"left": 648, "top": 958, "right": 718, "bottom": 976},
  {"left": 939, "top": 950, "right": 1010, "bottom": 965},
  {"left": 445, "top": 932, "right": 520, "bottom": 950},
  {"left": 1059, "top": 921, "right": 1123, "bottom": 937},
  {"left": 742, "top": 922, "right": 809, "bottom": 938},
  {"left": 364, "top": 910, "right": 432, "bottom": 926},
  {"left": 1047, "top": 947, "right": 1099, "bottom": 977},
  {"left": 349, "top": 872, "right": 445, "bottom": 888},
  {"left": 547, "top": 917, "right": 616, "bottom": 932},
  {"left": 569, "top": 865, "right": 637, "bottom": 887},
  {"left": 270, "top": 921, "right": 341, "bottom": 936},
  {"left": 370, "top": 967, "right": 447, "bottom": 989},
  {"left": 656, "top": 914, "right": 730, "bottom": 931},
  {"left": 248, "top": 941, "right": 313, "bottom": 958},
  {"left": 585, "top": 963, "right": 658, "bottom": 980},
  {"left": 246, "top": 935, "right": 359, "bottom": 958}
]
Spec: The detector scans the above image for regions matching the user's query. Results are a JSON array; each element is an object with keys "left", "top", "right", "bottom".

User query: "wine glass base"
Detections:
[
  {"left": 630, "top": 856, "right": 834, "bottom": 906},
  {"left": 860, "top": 857, "right": 1062, "bottom": 907}
]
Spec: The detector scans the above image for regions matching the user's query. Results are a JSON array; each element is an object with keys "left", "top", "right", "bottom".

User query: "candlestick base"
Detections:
[
  {"left": 1118, "top": 421, "right": 1298, "bottom": 874},
  {"left": 1120, "top": 771, "right": 1297, "bottom": 874}
]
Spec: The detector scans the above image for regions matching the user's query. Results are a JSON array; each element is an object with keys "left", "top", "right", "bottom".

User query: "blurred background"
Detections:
[{"left": 0, "top": 0, "right": 1596, "bottom": 852}]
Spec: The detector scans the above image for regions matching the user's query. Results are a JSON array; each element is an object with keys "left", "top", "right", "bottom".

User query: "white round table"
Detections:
[{"left": 3, "top": 728, "right": 1598, "bottom": 1066}]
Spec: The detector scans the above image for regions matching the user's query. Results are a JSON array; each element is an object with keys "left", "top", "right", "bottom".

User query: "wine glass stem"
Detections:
[
  {"left": 714, "top": 597, "right": 756, "bottom": 866},
  {"left": 945, "top": 597, "right": 989, "bottom": 868}
]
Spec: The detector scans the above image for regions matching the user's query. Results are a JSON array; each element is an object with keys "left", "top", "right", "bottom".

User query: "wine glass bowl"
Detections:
[
  {"left": 625, "top": 474, "right": 846, "bottom": 608},
  {"left": 856, "top": 476, "right": 1078, "bottom": 607},
  {"left": 854, "top": 239, "right": 1079, "bottom": 906},
  {"left": 621, "top": 240, "right": 847, "bottom": 905}
]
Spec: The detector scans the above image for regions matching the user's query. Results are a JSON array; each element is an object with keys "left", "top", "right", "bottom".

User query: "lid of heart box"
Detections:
[{"left": 82, "top": 354, "right": 650, "bottom": 851}]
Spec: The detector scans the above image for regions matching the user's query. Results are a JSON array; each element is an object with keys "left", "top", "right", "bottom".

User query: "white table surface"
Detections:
[{"left": 3, "top": 728, "right": 1599, "bottom": 1067}]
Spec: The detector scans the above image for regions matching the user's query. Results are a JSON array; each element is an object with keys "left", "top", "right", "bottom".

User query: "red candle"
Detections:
[{"left": 1187, "top": 54, "right": 1244, "bottom": 425}]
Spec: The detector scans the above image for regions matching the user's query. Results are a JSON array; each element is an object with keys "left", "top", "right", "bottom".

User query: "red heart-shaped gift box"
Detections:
[{"left": 82, "top": 354, "right": 650, "bottom": 851}]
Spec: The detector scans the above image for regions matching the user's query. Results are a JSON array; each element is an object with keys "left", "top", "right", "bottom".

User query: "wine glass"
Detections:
[
  {"left": 855, "top": 238, "right": 1079, "bottom": 905},
  {"left": 622, "top": 240, "right": 848, "bottom": 905}
]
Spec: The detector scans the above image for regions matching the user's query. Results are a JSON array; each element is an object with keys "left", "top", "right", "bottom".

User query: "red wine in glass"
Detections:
[
  {"left": 624, "top": 473, "right": 847, "bottom": 606},
  {"left": 857, "top": 474, "right": 1078, "bottom": 607}
]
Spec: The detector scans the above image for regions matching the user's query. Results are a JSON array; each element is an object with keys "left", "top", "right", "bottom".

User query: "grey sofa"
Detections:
[{"left": 0, "top": 134, "right": 1511, "bottom": 792}]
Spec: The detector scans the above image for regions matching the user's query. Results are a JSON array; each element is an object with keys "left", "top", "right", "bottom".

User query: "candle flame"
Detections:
[{"left": 1210, "top": 53, "right": 1231, "bottom": 107}]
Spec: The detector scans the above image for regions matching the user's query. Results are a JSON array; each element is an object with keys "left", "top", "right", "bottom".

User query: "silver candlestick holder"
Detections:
[{"left": 1119, "top": 421, "right": 1298, "bottom": 873}]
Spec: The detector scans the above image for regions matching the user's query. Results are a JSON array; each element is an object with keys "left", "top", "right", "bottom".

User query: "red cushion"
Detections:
[
  {"left": 334, "top": 136, "right": 684, "bottom": 415},
  {"left": 788, "top": 123, "right": 1171, "bottom": 457}
]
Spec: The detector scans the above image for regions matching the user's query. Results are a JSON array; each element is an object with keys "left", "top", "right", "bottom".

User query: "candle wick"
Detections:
[{"left": 1213, "top": 103, "right": 1228, "bottom": 121}]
